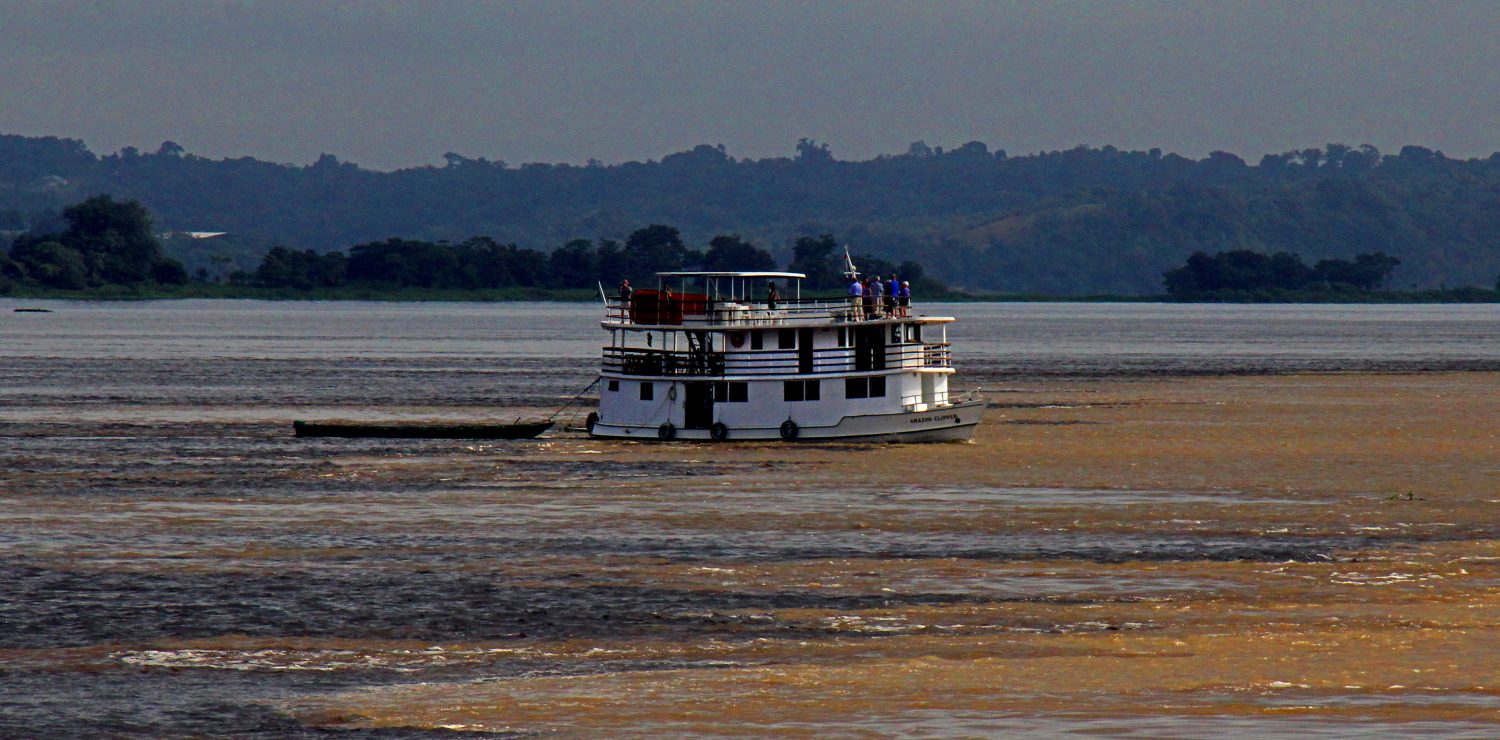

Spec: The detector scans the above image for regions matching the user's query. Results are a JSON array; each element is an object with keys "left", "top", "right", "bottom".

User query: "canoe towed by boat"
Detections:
[{"left": 292, "top": 420, "right": 553, "bottom": 439}]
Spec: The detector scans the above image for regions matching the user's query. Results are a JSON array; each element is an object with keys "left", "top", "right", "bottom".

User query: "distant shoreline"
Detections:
[{"left": 4, "top": 284, "right": 1499, "bottom": 304}]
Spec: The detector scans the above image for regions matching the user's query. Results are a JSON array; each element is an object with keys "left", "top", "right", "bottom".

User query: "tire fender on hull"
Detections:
[{"left": 779, "top": 419, "right": 799, "bottom": 441}]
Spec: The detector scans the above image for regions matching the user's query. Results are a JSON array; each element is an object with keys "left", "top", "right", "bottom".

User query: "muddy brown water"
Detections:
[{"left": 4, "top": 300, "right": 1500, "bottom": 737}]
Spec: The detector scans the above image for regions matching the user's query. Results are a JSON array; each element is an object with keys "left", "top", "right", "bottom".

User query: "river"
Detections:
[{"left": 3, "top": 300, "right": 1499, "bottom": 737}]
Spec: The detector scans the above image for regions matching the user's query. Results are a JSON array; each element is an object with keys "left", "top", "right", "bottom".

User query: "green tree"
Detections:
[
  {"left": 255, "top": 246, "right": 346, "bottom": 288},
  {"left": 703, "top": 234, "right": 775, "bottom": 272},
  {"left": 13, "top": 240, "right": 89, "bottom": 288},
  {"left": 7, "top": 195, "right": 185, "bottom": 287},
  {"left": 457, "top": 236, "right": 511, "bottom": 288},
  {"left": 549, "top": 239, "right": 597, "bottom": 288},
  {"left": 625, "top": 224, "right": 690, "bottom": 278},
  {"left": 595, "top": 238, "right": 627, "bottom": 284},
  {"left": 502, "top": 243, "right": 550, "bottom": 287},
  {"left": 796, "top": 138, "right": 833, "bottom": 163},
  {"left": 787, "top": 234, "right": 841, "bottom": 289},
  {"left": 64, "top": 196, "right": 162, "bottom": 283}
]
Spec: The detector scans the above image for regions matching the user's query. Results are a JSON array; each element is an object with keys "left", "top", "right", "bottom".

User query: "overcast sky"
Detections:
[{"left": 2, "top": 1, "right": 1497, "bottom": 170}]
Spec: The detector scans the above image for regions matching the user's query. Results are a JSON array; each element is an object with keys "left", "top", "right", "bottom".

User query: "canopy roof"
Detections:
[{"left": 655, "top": 271, "right": 806, "bottom": 279}]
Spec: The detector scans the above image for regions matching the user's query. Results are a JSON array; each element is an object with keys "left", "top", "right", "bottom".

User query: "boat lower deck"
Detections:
[{"left": 589, "top": 399, "right": 984, "bottom": 442}]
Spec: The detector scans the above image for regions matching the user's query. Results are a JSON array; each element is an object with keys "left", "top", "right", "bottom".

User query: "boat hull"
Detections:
[{"left": 589, "top": 399, "right": 983, "bottom": 443}]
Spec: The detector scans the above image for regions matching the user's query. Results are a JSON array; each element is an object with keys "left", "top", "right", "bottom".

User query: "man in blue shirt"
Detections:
[
  {"left": 848, "top": 276, "right": 863, "bottom": 320},
  {"left": 870, "top": 275, "right": 886, "bottom": 318}
]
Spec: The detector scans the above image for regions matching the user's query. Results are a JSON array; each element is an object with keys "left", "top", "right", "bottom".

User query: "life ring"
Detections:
[
  {"left": 585, "top": 412, "right": 599, "bottom": 434},
  {"left": 779, "top": 419, "right": 799, "bottom": 441},
  {"left": 729, "top": 332, "right": 746, "bottom": 348},
  {"left": 710, "top": 422, "right": 729, "bottom": 441},
  {"left": 658, "top": 422, "right": 676, "bottom": 440}
]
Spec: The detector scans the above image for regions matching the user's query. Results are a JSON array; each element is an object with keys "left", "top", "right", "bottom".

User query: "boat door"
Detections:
[
  {"left": 797, "top": 328, "right": 815, "bottom": 373},
  {"left": 854, "top": 326, "right": 886, "bottom": 371},
  {"left": 684, "top": 381, "right": 714, "bottom": 429}
]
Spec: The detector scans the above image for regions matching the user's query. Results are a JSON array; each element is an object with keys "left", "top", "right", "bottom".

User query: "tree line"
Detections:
[
  {"left": 1163, "top": 250, "right": 1403, "bottom": 298},
  {"left": 1, "top": 196, "right": 943, "bottom": 294},
  {"left": 7, "top": 135, "right": 1500, "bottom": 294},
  {"left": 248, "top": 226, "right": 940, "bottom": 292}
]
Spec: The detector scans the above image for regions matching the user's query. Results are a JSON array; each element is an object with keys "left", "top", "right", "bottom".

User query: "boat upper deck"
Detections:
[
  {"left": 601, "top": 295, "right": 952, "bottom": 329},
  {"left": 603, "top": 271, "right": 951, "bottom": 330}
]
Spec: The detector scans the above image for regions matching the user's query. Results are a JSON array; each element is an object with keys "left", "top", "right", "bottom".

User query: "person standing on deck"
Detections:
[
  {"left": 848, "top": 276, "right": 863, "bottom": 320},
  {"left": 767, "top": 281, "right": 779, "bottom": 311},
  {"left": 871, "top": 275, "right": 886, "bottom": 318},
  {"left": 617, "top": 278, "right": 633, "bottom": 322},
  {"left": 899, "top": 280, "right": 911, "bottom": 317},
  {"left": 886, "top": 275, "right": 900, "bottom": 317}
]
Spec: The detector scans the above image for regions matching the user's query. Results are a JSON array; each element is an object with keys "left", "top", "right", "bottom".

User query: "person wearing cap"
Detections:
[{"left": 899, "top": 280, "right": 911, "bottom": 317}]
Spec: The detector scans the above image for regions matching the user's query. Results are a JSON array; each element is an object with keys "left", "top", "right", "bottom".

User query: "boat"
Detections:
[
  {"left": 590, "top": 270, "right": 983, "bottom": 442},
  {"left": 292, "top": 420, "right": 553, "bottom": 439}
]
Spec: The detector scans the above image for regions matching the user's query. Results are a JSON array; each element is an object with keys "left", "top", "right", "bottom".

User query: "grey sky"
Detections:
[{"left": 2, "top": 1, "right": 1497, "bottom": 170}]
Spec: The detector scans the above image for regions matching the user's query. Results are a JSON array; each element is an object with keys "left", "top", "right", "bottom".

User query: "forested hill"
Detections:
[{"left": 3, "top": 135, "right": 1500, "bottom": 295}]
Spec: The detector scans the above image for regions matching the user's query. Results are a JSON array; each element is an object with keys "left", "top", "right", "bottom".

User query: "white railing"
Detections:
[
  {"left": 604, "top": 295, "right": 919, "bottom": 327},
  {"left": 602, "top": 343, "right": 952, "bottom": 377}
]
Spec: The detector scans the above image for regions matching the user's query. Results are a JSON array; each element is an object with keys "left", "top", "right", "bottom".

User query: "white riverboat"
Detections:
[{"left": 588, "top": 270, "right": 984, "bottom": 442}]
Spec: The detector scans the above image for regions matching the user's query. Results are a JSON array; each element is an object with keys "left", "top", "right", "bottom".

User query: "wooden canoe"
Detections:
[{"left": 292, "top": 420, "right": 553, "bottom": 439}]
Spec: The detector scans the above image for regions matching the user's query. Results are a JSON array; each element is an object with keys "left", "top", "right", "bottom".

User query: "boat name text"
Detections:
[{"left": 909, "top": 413, "right": 956, "bottom": 424}]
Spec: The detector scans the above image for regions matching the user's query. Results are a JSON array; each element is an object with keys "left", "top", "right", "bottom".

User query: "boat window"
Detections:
[
  {"left": 783, "top": 380, "right": 818, "bottom": 402},
  {"left": 714, "top": 381, "right": 748, "bottom": 403},
  {"left": 891, "top": 324, "right": 901, "bottom": 343},
  {"left": 607, "top": 380, "right": 619, "bottom": 392},
  {"left": 837, "top": 327, "right": 850, "bottom": 347},
  {"left": 640, "top": 382, "right": 654, "bottom": 401},
  {"left": 845, "top": 377, "right": 883, "bottom": 399},
  {"left": 751, "top": 331, "right": 764, "bottom": 350},
  {"left": 908, "top": 324, "right": 922, "bottom": 343},
  {"left": 778, "top": 329, "right": 796, "bottom": 350}
]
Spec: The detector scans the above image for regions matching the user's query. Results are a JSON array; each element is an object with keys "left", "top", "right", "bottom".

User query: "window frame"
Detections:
[
  {"left": 783, "top": 380, "right": 804, "bottom": 402},
  {"left": 783, "top": 379, "right": 820, "bottom": 402}
]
